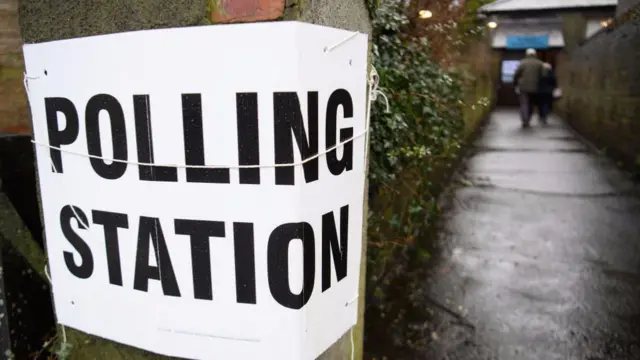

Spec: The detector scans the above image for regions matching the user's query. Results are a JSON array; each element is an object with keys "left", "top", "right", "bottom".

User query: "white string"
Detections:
[
  {"left": 31, "top": 129, "right": 368, "bottom": 170},
  {"left": 325, "top": 32, "right": 360, "bottom": 53},
  {"left": 44, "top": 264, "right": 68, "bottom": 343},
  {"left": 368, "top": 67, "right": 390, "bottom": 113},
  {"left": 44, "top": 263, "right": 52, "bottom": 283},
  {"left": 27, "top": 71, "right": 390, "bottom": 171},
  {"left": 361, "top": 66, "right": 390, "bottom": 177},
  {"left": 345, "top": 295, "right": 358, "bottom": 307},
  {"left": 23, "top": 72, "right": 39, "bottom": 92},
  {"left": 25, "top": 58, "right": 389, "bottom": 172}
]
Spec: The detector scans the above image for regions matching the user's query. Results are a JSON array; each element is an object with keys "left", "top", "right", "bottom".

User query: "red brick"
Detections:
[
  {"left": 0, "top": 125, "right": 30, "bottom": 134},
  {"left": 211, "top": 0, "right": 285, "bottom": 23}
]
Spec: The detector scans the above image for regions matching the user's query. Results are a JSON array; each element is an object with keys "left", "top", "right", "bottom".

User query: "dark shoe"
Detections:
[
  {"left": 522, "top": 122, "right": 530, "bottom": 128},
  {"left": 539, "top": 117, "right": 547, "bottom": 125}
]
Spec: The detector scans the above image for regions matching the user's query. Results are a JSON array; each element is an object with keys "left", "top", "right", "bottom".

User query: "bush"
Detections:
[{"left": 367, "top": 0, "right": 465, "bottom": 274}]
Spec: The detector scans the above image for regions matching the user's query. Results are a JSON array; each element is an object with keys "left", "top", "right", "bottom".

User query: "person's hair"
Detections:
[{"left": 526, "top": 48, "right": 536, "bottom": 56}]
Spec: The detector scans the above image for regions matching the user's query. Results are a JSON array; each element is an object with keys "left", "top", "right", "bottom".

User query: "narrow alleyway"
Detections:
[{"left": 365, "top": 109, "right": 640, "bottom": 360}]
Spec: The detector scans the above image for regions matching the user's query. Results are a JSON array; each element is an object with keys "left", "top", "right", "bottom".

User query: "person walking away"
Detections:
[
  {"left": 537, "top": 62, "right": 557, "bottom": 125},
  {"left": 513, "top": 48, "right": 544, "bottom": 128}
]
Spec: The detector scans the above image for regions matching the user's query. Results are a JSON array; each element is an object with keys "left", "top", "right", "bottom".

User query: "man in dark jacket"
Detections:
[
  {"left": 537, "top": 62, "right": 557, "bottom": 124},
  {"left": 513, "top": 48, "right": 544, "bottom": 128}
]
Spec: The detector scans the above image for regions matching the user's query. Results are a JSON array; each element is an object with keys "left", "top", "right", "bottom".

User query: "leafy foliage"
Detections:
[
  {"left": 367, "top": 0, "right": 464, "bottom": 250},
  {"left": 365, "top": 0, "right": 492, "bottom": 289}
]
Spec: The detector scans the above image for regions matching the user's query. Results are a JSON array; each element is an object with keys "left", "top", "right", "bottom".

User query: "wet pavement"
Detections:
[{"left": 365, "top": 109, "right": 640, "bottom": 360}]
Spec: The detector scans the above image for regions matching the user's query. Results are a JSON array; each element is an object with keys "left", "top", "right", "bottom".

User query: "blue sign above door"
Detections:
[{"left": 506, "top": 35, "right": 550, "bottom": 49}]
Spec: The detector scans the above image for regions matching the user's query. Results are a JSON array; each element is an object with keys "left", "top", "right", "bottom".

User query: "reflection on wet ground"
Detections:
[{"left": 365, "top": 110, "right": 640, "bottom": 360}]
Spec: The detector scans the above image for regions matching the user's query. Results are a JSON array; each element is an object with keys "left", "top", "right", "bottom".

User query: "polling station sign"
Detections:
[{"left": 23, "top": 22, "right": 368, "bottom": 360}]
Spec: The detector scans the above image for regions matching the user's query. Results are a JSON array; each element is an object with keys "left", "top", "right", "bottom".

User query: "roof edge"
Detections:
[{"left": 478, "top": 1, "right": 618, "bottom": 14}]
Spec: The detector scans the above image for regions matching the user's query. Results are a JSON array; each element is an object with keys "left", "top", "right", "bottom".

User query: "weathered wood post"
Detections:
[{"left": 16, "top": 0, "right": 371, "bottom": 359}]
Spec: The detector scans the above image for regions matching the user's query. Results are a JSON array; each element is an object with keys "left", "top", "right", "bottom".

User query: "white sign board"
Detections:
[{"left": 23, "top": 21, "right": 368, "bottom": 360}]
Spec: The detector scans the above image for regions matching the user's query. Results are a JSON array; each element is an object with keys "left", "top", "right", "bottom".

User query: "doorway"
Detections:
[{"left": 496, "top": 49, "right": 559, "bottom": 107}]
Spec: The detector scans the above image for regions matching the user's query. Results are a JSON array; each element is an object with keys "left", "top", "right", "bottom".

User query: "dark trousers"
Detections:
[
  {"left": 519, "top": 93, "right": 537, "bottom": 124},
  {"left": 538, "top": 93, "right": 553, "bottom": 120}
]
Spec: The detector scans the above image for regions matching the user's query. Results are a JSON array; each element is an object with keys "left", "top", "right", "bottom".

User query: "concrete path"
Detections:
[{"left": 365, "top": 109, "right": 640, "bottom": 359}]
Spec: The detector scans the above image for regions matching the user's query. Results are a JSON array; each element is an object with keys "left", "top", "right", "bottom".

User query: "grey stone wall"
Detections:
[{"left": 556, "top": 5, "right": 640, "bottom": 170}]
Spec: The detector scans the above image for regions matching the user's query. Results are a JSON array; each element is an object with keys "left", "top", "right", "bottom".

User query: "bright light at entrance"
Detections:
[
  {"left": 419, "top": 10, "right": 433, "bottom": 19},
  {"left": 487, "top": 21, "right": 498, "bottom": 29}
]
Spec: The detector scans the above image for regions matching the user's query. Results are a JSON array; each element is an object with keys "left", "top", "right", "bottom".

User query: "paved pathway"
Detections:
[{"left": 366, "top": 110, "right": 640, "bottom": 360}]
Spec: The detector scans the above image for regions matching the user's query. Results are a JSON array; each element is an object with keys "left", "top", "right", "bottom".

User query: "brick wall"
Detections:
[
  {"left": 556, "top": 6, "right": 640, "bottom": 169},
  {"left": 0, "top": 0, "right": 28, "bottom": 133}
]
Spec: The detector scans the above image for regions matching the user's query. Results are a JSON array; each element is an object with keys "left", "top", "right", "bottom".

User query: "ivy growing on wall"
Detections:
[
  {"left": 365, "top": 0, "right": 492, "bottom": 288},
  {"left": 367, "top": 0, "right": 464, "bottom": 269}
]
